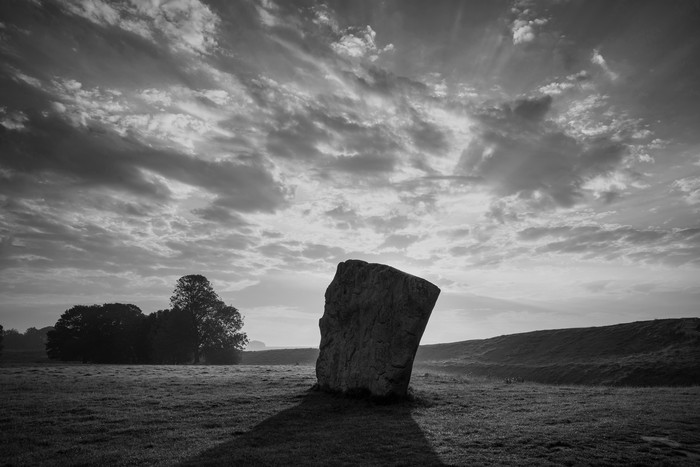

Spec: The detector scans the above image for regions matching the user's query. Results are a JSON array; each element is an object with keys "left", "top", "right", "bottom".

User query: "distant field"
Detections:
[
  {"left": 241, "top": 347, "right": 319, "bottom": 366},
  {"left": 241, "top": 318, "right": 700, "bottom": 386},
  {"left": 1, "top": 364, "right": 699, "bottom": 465}
]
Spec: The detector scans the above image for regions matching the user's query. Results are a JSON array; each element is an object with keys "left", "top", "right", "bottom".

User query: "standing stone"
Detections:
[{"left": 316, "top": 259, "right": 440, "bottom": 398}]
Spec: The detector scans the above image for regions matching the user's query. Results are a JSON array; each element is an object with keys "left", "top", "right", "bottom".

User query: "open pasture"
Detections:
[{"left": 1, "top": 364, "right": 699, "bottom": 466}]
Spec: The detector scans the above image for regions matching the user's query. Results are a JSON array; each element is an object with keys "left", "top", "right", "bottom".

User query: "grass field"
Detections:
[{"left": 1, "top": 364, "right": 699, "bottom": 466}]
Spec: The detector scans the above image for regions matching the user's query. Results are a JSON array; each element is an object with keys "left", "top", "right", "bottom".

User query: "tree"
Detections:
[
  {"left": 170, "top": 275, "right": 248, "bottom": 363},
  {"left": 2, "top": 327, "right": 52, "bottom": 350},
  {"left": 24, "top": 327, "right": 50, "bottom": 349},
  {"left": 146, "top": 308, "right": 197, "bottom": 364},
  {"left": 47, "top": 304, "right": 146, "bottom": 363},
  {"left": 202, "top": 305, "right": 247, "bottom": 364},
  {"left": 2, "top": 328, "right": 23, "bottom": 349}
]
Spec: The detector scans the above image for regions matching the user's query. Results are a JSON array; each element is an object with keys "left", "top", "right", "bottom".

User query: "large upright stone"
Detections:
[{"left": 316, "top": 259, "right": 440, "bottom": 398}]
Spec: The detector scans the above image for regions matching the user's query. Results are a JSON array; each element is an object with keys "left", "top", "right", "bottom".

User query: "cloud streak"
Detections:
[
  {"left": 63, "top": 0, "right": 221, "bottom": 55},
  {"left": 455, "top": 94, "right": 631, "bottom": 208}
]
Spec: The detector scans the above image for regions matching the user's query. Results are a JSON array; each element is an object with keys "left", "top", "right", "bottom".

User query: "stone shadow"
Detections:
[{"left": 179, "top": 390, "right": 446, "bottom": 466}]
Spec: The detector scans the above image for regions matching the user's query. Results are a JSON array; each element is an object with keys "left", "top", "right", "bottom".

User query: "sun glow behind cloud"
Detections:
[{"left": 1, "top": 0, "right": 699, "bottom": 346}]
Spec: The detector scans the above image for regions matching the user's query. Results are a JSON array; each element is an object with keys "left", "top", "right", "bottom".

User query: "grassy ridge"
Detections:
[
  {"left": 415, "top": 318, "right": 700, "bottom": 386},
  {"left": 241, "top": 318, "right": 700, "bottom": 386}
]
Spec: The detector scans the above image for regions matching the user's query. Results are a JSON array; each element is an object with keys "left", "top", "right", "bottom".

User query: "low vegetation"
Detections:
[{"left": 1, "top": 365, "right": 698, "bottom": 465}]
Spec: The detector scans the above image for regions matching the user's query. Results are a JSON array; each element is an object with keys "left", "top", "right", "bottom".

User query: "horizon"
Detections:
[
  {"left": 1, "top": 0, "right": 699, "bottom": 348},
  {"left": 7, "top": 315, "right": 696, "bottom": 350}
]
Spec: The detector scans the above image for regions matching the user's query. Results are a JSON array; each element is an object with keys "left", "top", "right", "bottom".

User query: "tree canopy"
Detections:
[
  {"left": 46, "top": 303, "right": 146, "bottom": 363},
  {"left": 3, "top": 327, "right": 53, "bottom": 350},
  {"left": 170, "top": 274, "right": 248, "bottom": 363},
  {"left": 146, "top": 308, "right": 197, "bottom": 364},
  {"left": 43, "top": 275, "right": 247, "bottom": 364}
]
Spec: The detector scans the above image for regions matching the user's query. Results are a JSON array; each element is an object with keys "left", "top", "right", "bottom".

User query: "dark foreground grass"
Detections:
[{"left": 1, "top": 365, "right": 699, "bottom": 466}]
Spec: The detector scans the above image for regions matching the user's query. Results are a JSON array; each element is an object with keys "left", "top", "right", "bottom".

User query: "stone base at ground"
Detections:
[{"left": 315, "top": 259, "right": 440, "bottom": 398}]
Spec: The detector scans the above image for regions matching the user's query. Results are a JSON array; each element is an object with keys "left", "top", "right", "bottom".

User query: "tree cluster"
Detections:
[
  {"left": 46, "top": 275, "right": 248, "bottom": 364},
  {"left": 2, "top": 326, "right": 54, "bottom": 351}
]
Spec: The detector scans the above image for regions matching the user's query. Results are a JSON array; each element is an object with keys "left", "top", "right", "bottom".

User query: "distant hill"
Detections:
[
  {"left": 246, "top": 340, "right": 267, "bottom": 351},
  {"left": 415, "top": 318, "right": 700, "bottom": 386},
  {"left": 241, "top": 318, "right": 700, "bottom": 386}
]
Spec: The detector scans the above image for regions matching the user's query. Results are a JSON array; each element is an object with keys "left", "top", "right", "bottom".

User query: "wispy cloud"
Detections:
[
  {"left": 518, "top": 224, "right": 700, "bottom": 266},
  {"left": 591, "top": 49, "right": 620, "bottom": 81},
  {"left": 672, "top": 176, "right": 700, "bottom": 205},
  {"left": 63, "top": 0, "right": 221, "bottom": 55}
]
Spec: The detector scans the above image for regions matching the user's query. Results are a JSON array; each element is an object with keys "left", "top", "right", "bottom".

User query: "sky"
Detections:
[{"left": 1, "top": 0, "right": 699, "bottom": 347}]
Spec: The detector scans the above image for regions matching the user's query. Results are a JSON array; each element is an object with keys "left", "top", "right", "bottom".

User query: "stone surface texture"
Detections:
[{"left": 316, "top": 259, "right": 440, "bottom": 397}]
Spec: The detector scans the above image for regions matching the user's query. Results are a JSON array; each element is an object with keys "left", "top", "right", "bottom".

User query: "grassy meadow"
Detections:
[{"left": 1, "top": 364, "right": 699, "bottom": 466}]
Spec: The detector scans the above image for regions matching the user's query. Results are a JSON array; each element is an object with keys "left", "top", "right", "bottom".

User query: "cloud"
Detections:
[
  {"left": 379, "top": 234, "right": 421, "bottom": 250},
  {"left": 456, "top": 95, "right": 629, "bottom": 208},
  {"left": 300, "top": 243, "right": 345, "bottom": 261},
  {"left": 115, "top": 113, "right": 215, "bottom": 151},
  {"left": 182, "top": 158, "right": 288, "bottom": 214},
  {"left": 512, "top": 94, "right": 552, "bottom": 120},
  {"left": 538, "top": 71, "right": 591, "bottom": 96},
  {"left": 326, "top": 153, "right": 397, "bottom": 174},
  {"left": 511, "top": 21, "right": 533, "bottom": 44},
  {"left": 311, "top": 4, "right": 339, "bottom": 32},
  {"left": 0, "top": 103, "right": 287, "bottom": 214},
  {"left": 190, "top": 205, "right": 249, "bottom": 226},
  {"left": 0, "top": 107, "right": 29, "bottom": 131},
  {"left": 518, "top": 224, "right": 700, "bottom": 266},
  {"left": 556, "top": 94, "right": 629, "bottom": 138},
  {"left": 265, "top": 112, "right": 328, "bottom": 161},
  {"left": 324, "top": 204, "right": 362, "bottom": 230},
  {"left": 255, "top": 0, "right": 280, "bottom": 28},
  {"left": 409, "top": 113, "right": 450, "bottom": 154},
  {"left": 1, "top": 112, "right": 167, "bottom": 199},
  {"left": 591, "top": 49, "right": 619, "bottom": 81},
  {"left": 672, "top": 176, "right": 700, "bottom": 205},
  {"left": 512, "top": 19, "right": 536, "bottom": 44},
  {"left": 63, "top": 0, "right": 221, "bottom": 55},
  {"left": 510, "top": 1, "right": 549, "bottom": 45},
  {"left": 43, "top": 77, "right": 252, "bottom": 153},
  {"left": 331, "top": 25, "right": 394, "bottom": 62},
  {"left": 253, "top": 238, "right": 346, "bottom": 270},
  {"left": 0, "top": 198, "right": 167, "bottom": 276}
]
